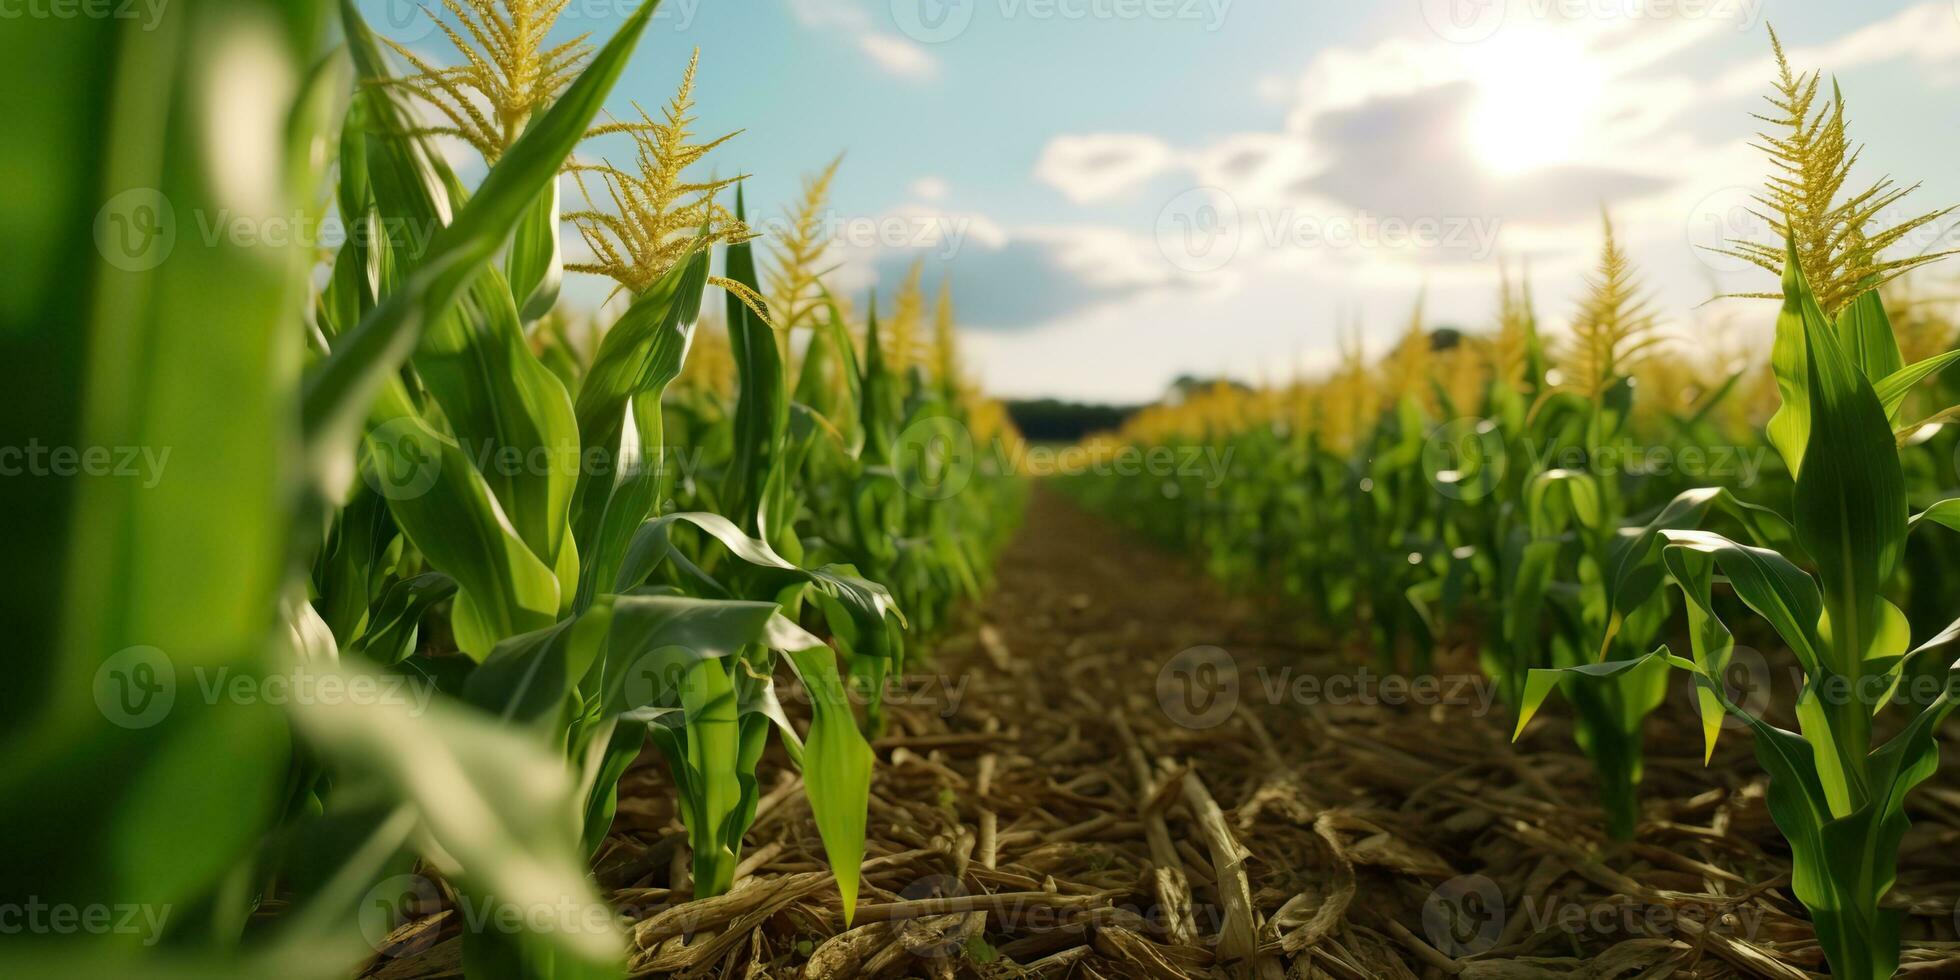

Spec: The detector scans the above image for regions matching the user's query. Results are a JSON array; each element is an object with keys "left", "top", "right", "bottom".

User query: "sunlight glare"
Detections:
[{"left": 1462, "top": 31, "right": 1604, "bottom": 176}]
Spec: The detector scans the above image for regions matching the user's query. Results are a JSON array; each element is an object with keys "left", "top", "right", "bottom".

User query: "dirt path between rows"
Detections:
[{"left": 374, "top": 487, "right": 1960, "bottom": 979}]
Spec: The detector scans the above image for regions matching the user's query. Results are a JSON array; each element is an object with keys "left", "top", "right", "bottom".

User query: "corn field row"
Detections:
[
  {"left": 10, "top": 0, "right": 1960, "bottom": 978},
  {"left": 5, "top": 0, "right": 1019, "bottom": 976},
  {"left": 1065, "top": 33, "right": 1960, "bottom": 980}
]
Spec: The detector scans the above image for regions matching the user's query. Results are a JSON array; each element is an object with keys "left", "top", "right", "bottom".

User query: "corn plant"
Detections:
[
  {"left": 319, "top": 6, "right": 906, "bottom": 954},
  {"left": 2, "top": 0, "right": 665, "bottom": 974},
  {"left": 1520, "top": 241, "right": 1960, "bottom": 979},
  {"left": 3, "top": 1, "right": 1021, "bottom": 977},
  {"left": 1486, "top": 214, "right": 1796, "bottom": 838},
  {"left": 1514, "top": 37, "right": 1960, "bottom": 975}
]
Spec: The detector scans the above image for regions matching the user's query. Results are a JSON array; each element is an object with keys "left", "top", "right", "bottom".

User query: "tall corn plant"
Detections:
[
  {"left": 1538, "top": 243, "right": 1960, "bottom": 980},
  {"left": 1517, "top": 38, "right": 1960, "bottom": 975},
  {"left": 1, "top": 0, "right": 670, "bottom": 975},
  {"left": 325, "top": 5, "right": 897, "bottom": 942},
  {"left": 1499, "top": 214, "right": 1783, "bottom": 839}
]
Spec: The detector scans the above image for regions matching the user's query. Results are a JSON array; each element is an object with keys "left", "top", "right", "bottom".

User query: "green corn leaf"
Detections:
[
  {"left": 345, "top": 572, "right": 458, "bottom": 664},
  {"left": 304, "top": 0, "right": 661, "bottom": 502},
  {"left": 1660, "top": 529, "right": 1854, "bottom": 811},
  {"left": 363, "top": 383, "right": 560, "bottom": 658},
  {"left": 288, "top": 657, "right": 623, "bottom": 974},
  {"left": 1525, "top": 468, "right": 1601, "bottom": 537},
  {"left": 598, "top": 595, "right": 785, "bottom": 714},
  {"left": 1765, "top": 237, "right": 1833, "bottom": 475},
  {"left": 415, "top": 269, "right": 582, "bottom": 574},
  {"left": 1872, "top": 350, "right": 1960, "bottom": 422},
  {"left": 595, "top": 597, "right": 871, "bottom": 915},
  {"left": 1788, "top": 241, "right": 1908, "bottom": 679},
  {"left": 570, "top": 246, "right": 712, "bottom": 609},
  {"left": 578, "top": 719, "right": 650, "bottom": 856},
  {"left": 1602, "top": 485, "right": 1796, "bottom": 617},
  {"left": 464, "top": 605, "right": 614, "bottom": 727},
  {"left": 1723, "top": 662, "right": 1958, "bottom": 980},
  {"left": 1496, "top": 538, "right": 1561, "bottom": 704},
  {"left": 793, "top": 294, "right": 867, "bottom": 456},
  {"left": 860, "top": 303, "right": 900, "bottom": 465},
  {"left": 0, "top": 0, "right": 328, "bottom": 917},
  {"left": 1907, "top": 497, "right": 1960, "bottom": 534},
  {"left": 771, "top": 617, "right": 873, "bottom": 924},
  {"left": 342, "top": 6, "right": 584, "bottom": 582},
  {"left": 1510, "top": 650, "right": 1656, "bottom": 737},
  {"left": 617, "top": 511, "right": 904, "bottom": 629},
  {"left": 722, "top": 189, "right": 791, "bottom": 538},
  {"left": 1835, "top": 287, "right": 1904, "bottom": 383},
  {"left": 312, "top": 488, "right": 401, "bottom": 642},
  {"left": 675, "top": 652, "right": 741, "bottom": 894},
  {"left": 509, "top": 177, "right": 564, "bottom": 322},
  {"left": 1659, "top": 529, "right": 1826, "bottom": 677}
]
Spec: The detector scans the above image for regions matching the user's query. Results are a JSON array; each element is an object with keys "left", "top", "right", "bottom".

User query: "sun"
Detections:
[{"left": 1461, "top": 29, "right": 1605, "bottom": 176}]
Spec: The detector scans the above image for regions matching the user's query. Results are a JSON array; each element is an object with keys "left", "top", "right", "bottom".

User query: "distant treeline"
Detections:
[{"left": 1004, "top": 399, "right": 1142, "bottom": 443}]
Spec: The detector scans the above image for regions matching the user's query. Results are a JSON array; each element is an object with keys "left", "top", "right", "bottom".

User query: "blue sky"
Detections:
[{"left": 368, "top": 0, "right": 1960, "bottom": 401}]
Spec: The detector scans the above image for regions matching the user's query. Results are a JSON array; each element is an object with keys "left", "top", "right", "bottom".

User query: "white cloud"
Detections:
[
  {"left": 908, "top": 176, "right": 951, "bottom": 201},
  {"left": 786, "top": 0, "right": 941, "bottom": 79},
  {"left": 817, "top": 197, "right": 1222, "bottom": 333},
  {"left": 1030, "top": 11, "right": 1786, "bottom": 298},
  {"left": 1033, "top": 134, "right": 1180, "bottom": 205},
  {"left": 857, "top": 32, "right": 939, "bottom": 79},
  {"left": 1711, "top": 2, "right": 1960, "bottom": 96}
]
